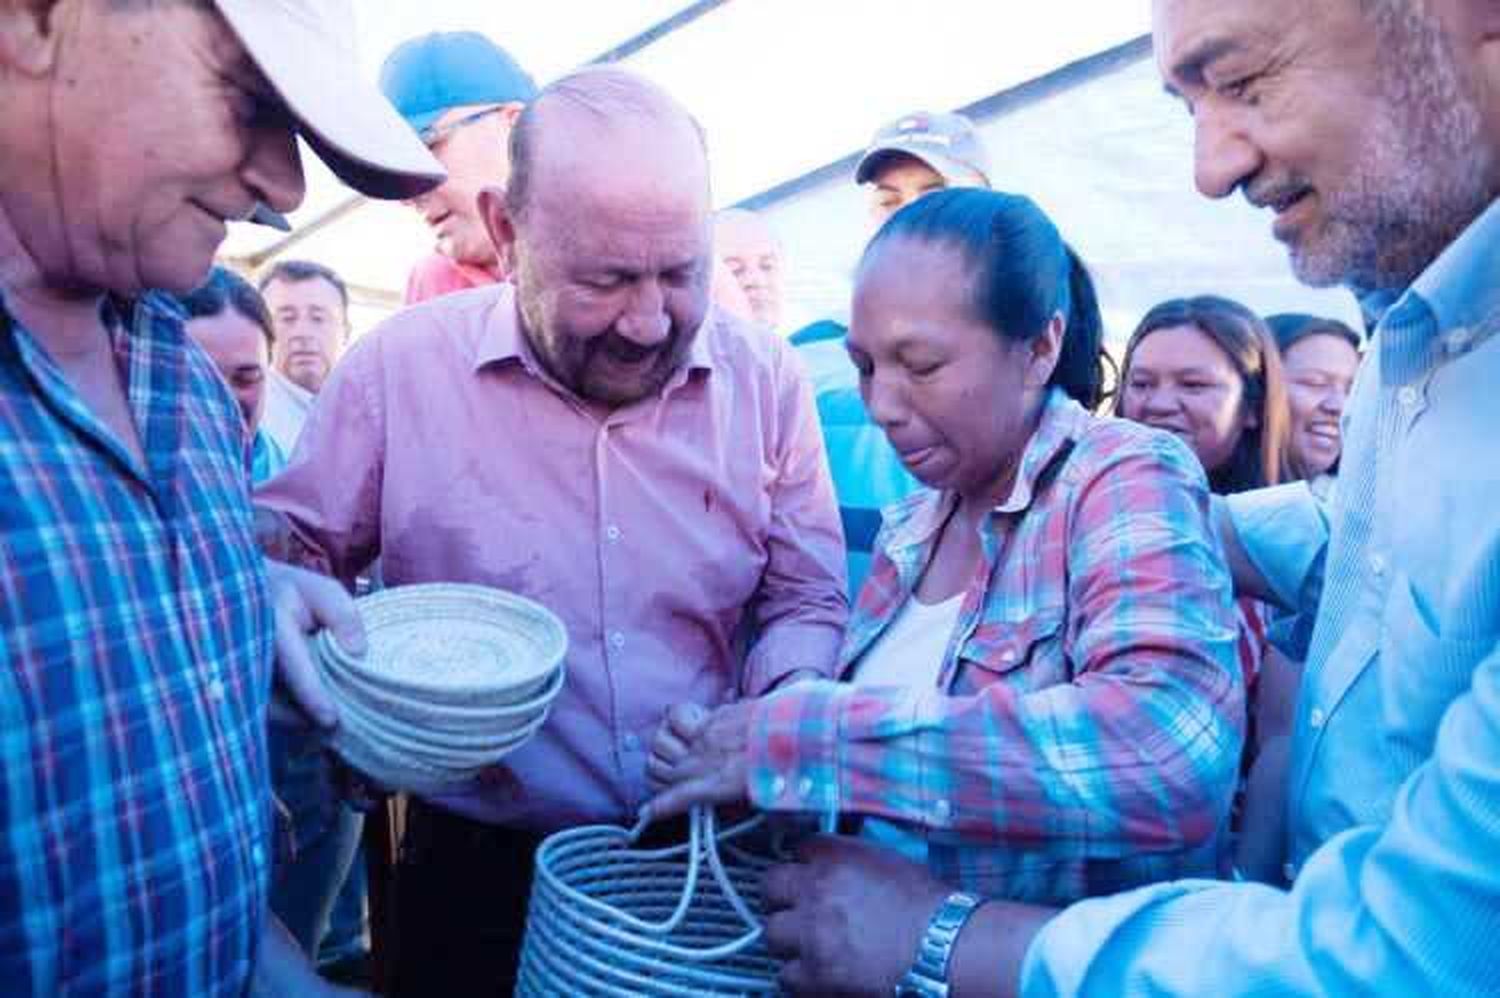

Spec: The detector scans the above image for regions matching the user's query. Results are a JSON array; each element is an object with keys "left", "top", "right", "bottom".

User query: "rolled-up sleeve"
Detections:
[
  {"left": 741, "top": 342, "right": 849, "bottom": 695},
  {"left": 1021, "top": 641, "right": 1500, "bottom": 997},
  {"left": 746, "top": 434, "right": 1243, "bottom": 858},
  {"left": 1221, "top": 482, "right": 1330, "bottom": 612}
]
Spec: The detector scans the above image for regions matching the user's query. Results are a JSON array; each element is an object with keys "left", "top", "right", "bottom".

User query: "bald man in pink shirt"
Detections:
[{"left": 255, "top": 66, "right": 846, "bottom": 994}]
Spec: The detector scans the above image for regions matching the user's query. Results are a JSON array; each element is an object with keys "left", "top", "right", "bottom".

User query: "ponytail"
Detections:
[{"left": 1050, "top": 246, "right": 1107, "bottom": 410}]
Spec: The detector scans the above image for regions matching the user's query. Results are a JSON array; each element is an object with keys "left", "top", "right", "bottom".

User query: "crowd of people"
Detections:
[{"left": 1, "top": 1, "right": 1497, "bottom": 997}]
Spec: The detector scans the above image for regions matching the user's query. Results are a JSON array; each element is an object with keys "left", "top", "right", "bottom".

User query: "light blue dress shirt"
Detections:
[{"left": 1020, "top": 199, "right": 1500, "bottom": 995}]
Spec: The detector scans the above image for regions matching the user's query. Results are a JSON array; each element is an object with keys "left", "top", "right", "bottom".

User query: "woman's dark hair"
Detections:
[
  {"left": 178, "top": 267, "right": 275, "bottom": 350},
  {"left": 1116, "top": 295, "right": 1292, "bottom": 493},
  {"left": 1264, "top": 312, "right": 1362, "bottom": 356},
  {"left": 859, "top": 188, "right": 1108, "bottom": 409}
]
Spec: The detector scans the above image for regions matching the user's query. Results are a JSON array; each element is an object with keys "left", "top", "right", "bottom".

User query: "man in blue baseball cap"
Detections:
[{"left": 380, "top": 31, "right": 537, "bottom": 304}]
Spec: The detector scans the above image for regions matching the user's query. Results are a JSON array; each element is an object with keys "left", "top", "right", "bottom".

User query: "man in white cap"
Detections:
[{"left": 0, "top": 1, "right": 441, "bottom": 994}]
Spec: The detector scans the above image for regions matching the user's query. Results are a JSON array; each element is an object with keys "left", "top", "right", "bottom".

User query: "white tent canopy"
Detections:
[{"left": 220, "top": 1, "right": 1361, "bottom": 339}]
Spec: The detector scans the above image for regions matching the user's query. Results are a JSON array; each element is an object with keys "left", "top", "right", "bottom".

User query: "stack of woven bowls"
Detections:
[{"left": 315, "top": 583, "right": 568, "bottom": 795}]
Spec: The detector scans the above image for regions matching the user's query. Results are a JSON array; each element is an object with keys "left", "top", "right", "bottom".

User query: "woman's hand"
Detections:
[{"left": 640, "top": 700, "right": 757, "bottom": 823}]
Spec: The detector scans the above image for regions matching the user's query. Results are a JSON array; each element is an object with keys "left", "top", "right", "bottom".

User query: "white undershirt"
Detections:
[
  {"left": 851, "top": 591, "right": 966, "bottom": 864},
  {"left": 853, "top": 592, "right": 965, "bottom": 690}
]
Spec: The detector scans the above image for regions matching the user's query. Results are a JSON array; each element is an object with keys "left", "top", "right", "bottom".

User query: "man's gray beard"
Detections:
[{"left": 1293, "top": 6, "right": 1498, "bottom": 293}]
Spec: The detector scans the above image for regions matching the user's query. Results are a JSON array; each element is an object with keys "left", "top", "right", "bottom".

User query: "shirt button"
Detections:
[
  {"left": 609, "top": 631, "right": 625, "bottom": 650},
  {"left": 933, "top": 799, "right": 953, "bottom": 823},
  {"left": 1369, "top": 553, "right": 1386, "bottom": 577},
  {"left": 1446, "top": 326, "right": 1474, "bottom": 354},
  {"left": 207, "top": 678, "right": 226, "bottom": 702},
  {"left": 771, "top": 775, "right": 788, "bottom": 797},
  {"left": 606, "top": 524, "right": 621, "bottom": 542},
  {"left": 622, "top": 733, "right": 640, "bottom": 752},
  {"left": 1283, "top": 861, "right": 1298, "bottom": 884},
  {"left": 1397, "top": 386, "right": 1421, "bottom": 408},
  {"left": 796, "top": 777, "right": 814, "bottom": 799},
  {"left": 1309, "top": 707, "right": 1326, "bottom": 730}
]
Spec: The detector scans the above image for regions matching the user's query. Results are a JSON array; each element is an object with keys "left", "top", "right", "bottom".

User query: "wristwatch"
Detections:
[{"left": 893, "top": 890, "right": 983, "bottom": 997}]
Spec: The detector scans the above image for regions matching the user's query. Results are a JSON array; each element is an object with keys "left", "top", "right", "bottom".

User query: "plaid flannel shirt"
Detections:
[
  {"left": 0, "top": 295, "right": 273, "bottom": 996},
  {"left": 747, "top": 391, "right": 1244, "bottom": 903}
]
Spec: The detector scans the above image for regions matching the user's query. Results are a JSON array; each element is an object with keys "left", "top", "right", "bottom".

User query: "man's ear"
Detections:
[
  {"left": 497, "top": 101, "right": 526, "bottom": 130},
  {"left": 0, "top": 0, "right": 65, "bottom": 77},
  {"left": 478, "top": 185, "right": 518, "bottom": 275}
]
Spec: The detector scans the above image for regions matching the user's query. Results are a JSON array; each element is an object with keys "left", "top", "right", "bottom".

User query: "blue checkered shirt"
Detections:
[{"left": 0, "top": 294, "right": 274, "bottom": 996}]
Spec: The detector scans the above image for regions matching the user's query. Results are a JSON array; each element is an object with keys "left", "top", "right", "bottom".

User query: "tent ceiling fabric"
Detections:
[{"left": 220, "top": 1, "right": 1360, "bottom": 335}]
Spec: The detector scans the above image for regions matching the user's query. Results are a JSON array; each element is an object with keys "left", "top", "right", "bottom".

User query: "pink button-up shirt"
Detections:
[{"left": 255, "top": 284, "right": 847, "bottom": 829}]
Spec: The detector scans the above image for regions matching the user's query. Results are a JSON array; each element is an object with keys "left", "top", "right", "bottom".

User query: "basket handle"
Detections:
[{"left": 614, "top": 806, "right": 764, "bottom": 954}]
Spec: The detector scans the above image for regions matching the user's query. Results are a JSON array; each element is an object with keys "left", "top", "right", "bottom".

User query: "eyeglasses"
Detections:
[{"left": 418, "top": 106, "right": 506, "bottom": 150}]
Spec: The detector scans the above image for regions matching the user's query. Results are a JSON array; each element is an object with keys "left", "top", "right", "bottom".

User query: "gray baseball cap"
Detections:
[{"left": 855, "top": 110, "right": 991, "bottom": 187}]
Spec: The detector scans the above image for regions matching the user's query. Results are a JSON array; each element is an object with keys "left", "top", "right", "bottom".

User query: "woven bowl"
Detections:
[
  {"left": 333, "top": 688, "right": 552, "bottom": 765},
  {"left": 314, "top": 582, "right": 568, "bottom": 794},
  {"left": 322, "top": 583, "right": 567, "bottom": 709},
  {"left": 320, "top": 633, "right": 566, "bottom": 735}
]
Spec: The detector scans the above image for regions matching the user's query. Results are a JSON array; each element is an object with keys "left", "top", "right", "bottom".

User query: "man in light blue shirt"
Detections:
[{"left": 753, "top": 2, "right": 1500, "bottom": 995}]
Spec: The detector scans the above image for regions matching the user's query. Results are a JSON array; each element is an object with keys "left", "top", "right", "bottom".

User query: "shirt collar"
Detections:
[
  {"left": 1378, "top": 197, "right": 1500, "bottom": 381},
  {"left": 995, "top": 388, "right": 1087, "bottom": 515},
  {"left": 472, "top": 284, "right": 717, "bottom": 385},
  {"left": 1409, "top": 196, "right": 1500, "bottom": 337}
]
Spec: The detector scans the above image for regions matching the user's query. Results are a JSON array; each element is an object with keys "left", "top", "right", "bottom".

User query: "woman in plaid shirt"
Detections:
[{"left": 645, "top": 189, "right": 1244, "bottom": 905}]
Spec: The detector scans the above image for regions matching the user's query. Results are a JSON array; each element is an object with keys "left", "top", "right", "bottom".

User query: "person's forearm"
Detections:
[
  {"left": 950, "top": 901, "right": 1057, "bottom": 998},
  {"left": 1212, "top": 498, "right": 1281, "bottom": 604}
]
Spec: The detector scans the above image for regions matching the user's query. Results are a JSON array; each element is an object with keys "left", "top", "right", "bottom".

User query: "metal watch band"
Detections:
[{"left": 893, "top": 890, "right": 983, "bottom": 998}]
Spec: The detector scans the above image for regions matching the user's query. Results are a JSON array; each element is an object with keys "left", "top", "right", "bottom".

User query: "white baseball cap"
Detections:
[{"left": 214, "top": 0, "right": 445, "bottom": 201}]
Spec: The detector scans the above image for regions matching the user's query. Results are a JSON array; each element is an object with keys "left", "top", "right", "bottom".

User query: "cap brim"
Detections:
[
  {"left": 855, "top": 144, "right": 974, "bottom": 187},
  {"left": 215, "top": 0, "right": 445, "bottom": 201},
  {"left": 402, "top": 107, "right": 446, "bottom": 136}
]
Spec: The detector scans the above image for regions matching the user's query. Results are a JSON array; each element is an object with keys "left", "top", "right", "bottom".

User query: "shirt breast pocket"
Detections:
[
  {"left": 954, "top": 608, "right": 1068, "bottom": 693},
  {"left": 1379, "top": 573, "right": 1498, "bottom": 762}
]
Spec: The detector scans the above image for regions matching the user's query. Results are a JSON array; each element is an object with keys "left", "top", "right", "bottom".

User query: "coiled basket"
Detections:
[{"left": 516, "top": 808, "right": 780, "bottom": 996}]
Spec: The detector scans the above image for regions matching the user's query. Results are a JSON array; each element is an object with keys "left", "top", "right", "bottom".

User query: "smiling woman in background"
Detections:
[
  {"left": 1265, "top": 312, "right": 1362, "bottom": 482},
  {"left": 1116, "top": 296, "right": 1292, "bottom": 496}
]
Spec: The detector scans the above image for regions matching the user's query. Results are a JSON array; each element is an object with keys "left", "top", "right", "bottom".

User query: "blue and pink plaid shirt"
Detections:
[
  {"left": 0, "top": 295, "right": 274, "bottom": 996},
  {"left": 747, "top": 391, "right": 1244, "bottom": 903}
]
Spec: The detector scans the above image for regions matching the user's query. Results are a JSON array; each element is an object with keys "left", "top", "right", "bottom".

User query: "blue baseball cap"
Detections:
[{"left": 379, "top": 31, "right": 538, "bottom": 137}]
